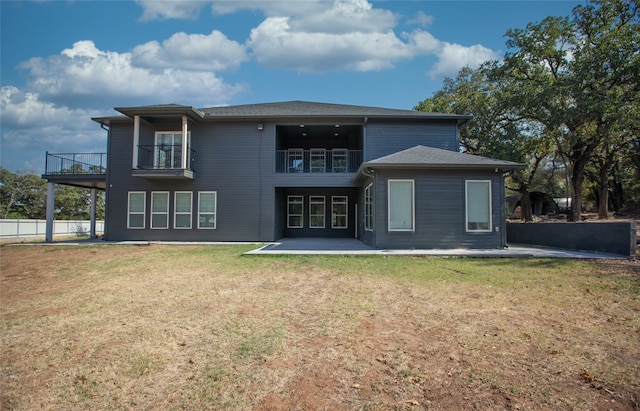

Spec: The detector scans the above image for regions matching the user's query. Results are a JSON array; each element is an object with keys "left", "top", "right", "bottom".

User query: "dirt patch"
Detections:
[{"left": 1, "top": 245, "right": 639, "bottom": 410}]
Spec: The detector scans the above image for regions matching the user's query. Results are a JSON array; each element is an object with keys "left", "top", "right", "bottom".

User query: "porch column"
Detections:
[
  {"left": 132, "top": 115, "right": 140, "bottom": 169},
  {"left": 181, "top": 115, "right": 188, "bottom": 168},
  {"left": 45, "top": 182, "right": 55, "bottom": 243},
  {"left": 90, "top": 187, "right": 97, "bottom": 239}
]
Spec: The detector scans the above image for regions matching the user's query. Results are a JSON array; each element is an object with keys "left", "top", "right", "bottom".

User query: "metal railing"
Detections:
[
  {"left": 137, "top": 145, "right": 196, "bottom": 171},
  {"left": 276, "top": 149, "right": 362, "bottom": 173},
  {"left": 45, "top": 152, "right": 107, "bottom": 175}
]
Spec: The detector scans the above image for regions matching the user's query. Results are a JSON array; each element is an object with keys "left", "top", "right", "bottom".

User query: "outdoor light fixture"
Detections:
[{"left": 257, "top": 123, "right": 263, "bottom": 131}]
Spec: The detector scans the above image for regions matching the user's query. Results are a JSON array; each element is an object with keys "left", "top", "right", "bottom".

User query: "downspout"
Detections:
[{"left": 363, "top": 116, "right": 368, "bottom": 161}]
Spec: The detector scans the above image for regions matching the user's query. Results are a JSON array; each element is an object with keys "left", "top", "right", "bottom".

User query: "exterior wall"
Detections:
[
  {"left": 507, "top": 221, "right": 637, "bottom": 257},
  {"left": 369, "top": 169, "right": 506, "bottom": 249},
  {"left": 105, "top": 120, "right": 275, "bottom": 241},
  {"left": 104, "top": 114, "right": 486, "bottom": 246},
  {"left": 364, "top": 119, "right": 458, "bottom": 161},
  {"left": 276, "top": 187, "right": 357, "bottom": 239}
]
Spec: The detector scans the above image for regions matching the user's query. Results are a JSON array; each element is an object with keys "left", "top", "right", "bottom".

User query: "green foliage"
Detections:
[
  {"left": 416, "top": 0, "right": 640, "bottom": 218},
  {"left": 0, "top": 167, "right": 104, "bottom": 220}
]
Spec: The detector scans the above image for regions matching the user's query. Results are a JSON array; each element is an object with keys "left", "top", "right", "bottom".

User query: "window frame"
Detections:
[
  {"left": 150, "top": 191, "right": 170, "bottom": 229},
  {"left": 310, "top": 149, "right": 326, "bottom": 173},
  {"left": 332, "top": 149, "right": 348, "bottom": 172},
  {"left": 154, "top": 131, "right": 191, "bottom": 169},
  {"left": 364, "top": 183, "right": 374, "bottom": 231},
  {"left": 287, "top": 195, "right": 304, "bottom": 228},
  {"left": 198, "top": 191, "right": 217, "bottom": 229},
  {"left": 387, "top": 179, "right": 415, "bottom": 232},
  {"left": 287, "top": 149, "right": 304, "bottom": 173},
  {"left": 127, "top": 191, "right": 146, "bottom": 229},
  {"left": 331, "top": 196, "right": 348, "bottom": 229},
  {"left": 465, "top": 180, "right": 493, "bottom": 233},
  {"left": 174, "top": 191, "right": 193, "bottom": 229},
  {"left": 309, "top": 196, "right": 325, "bottom": 229}
]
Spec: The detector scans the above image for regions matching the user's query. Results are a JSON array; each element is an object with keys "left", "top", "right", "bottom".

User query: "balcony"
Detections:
[
  {"left": 133, "top": 145, "right": 196, "bottom": 180},
  {"left": 43, "top": 152, "right": 107, "bottom": 189},
  {"left": 276, "top": 149, "right": 362, "bottom": 173}
]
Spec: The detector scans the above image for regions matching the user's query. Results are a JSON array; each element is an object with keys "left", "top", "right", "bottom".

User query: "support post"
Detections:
[
  {"left": 182, "top": 115, "right": 188, "bottom": 169},
  {"left": 132, "top": 115, "right": 140, "bottom": 169},
  {"left": 90, "top": 188, "right": 97, "bottom": 239},
  {"left": 45, "top": 182, "right": 55, "bottom": 243}
]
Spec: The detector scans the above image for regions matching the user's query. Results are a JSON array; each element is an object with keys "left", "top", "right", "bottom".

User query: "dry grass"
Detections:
[{"left": 1, "top": 244, "right": 639, "bottom": 410}]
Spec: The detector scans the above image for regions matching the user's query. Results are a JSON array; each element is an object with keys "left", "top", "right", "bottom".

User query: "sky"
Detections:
[{"left": 1, "top": 0, "right": 581, "bottom": 173}]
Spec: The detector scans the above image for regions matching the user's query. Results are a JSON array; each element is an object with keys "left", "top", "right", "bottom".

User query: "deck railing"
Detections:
[
  {"left": 276, "top": 149, "right": 362, "bottom": 173},
  {"left": 45, "top": 152, "right": 107, "bottom": 175},
  {"left": 137, "top": 145, "right": 196, "bottom": 171}
]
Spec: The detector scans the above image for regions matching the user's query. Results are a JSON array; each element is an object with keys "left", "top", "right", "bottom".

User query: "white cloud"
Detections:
[
  {"left": 0, "top": 86, "right": 106, "bottom": 172},
  {"left": 131, "top": 30, "right": 248, "bottom": 71},
  {"left": 407, "top": 11, "right": 434, "bottom": 27},
  {"left": 136, "top": 0, "right": 209, "bottom": 21},
  {"left": 429, "top": 42, "right": 499, "bottom": 78},
  {"left": 19, "top": 40, "right": 248, "bottom": 109}
]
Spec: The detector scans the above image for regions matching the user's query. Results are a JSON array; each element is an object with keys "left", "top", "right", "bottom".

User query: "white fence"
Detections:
[{"left": 0, "top": 219, "right": 104, "bottom": 239}]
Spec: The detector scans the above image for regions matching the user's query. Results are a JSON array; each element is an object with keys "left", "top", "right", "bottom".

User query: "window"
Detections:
[
  {"left": 388, "top": 180, "right": 414, "bottom": 231},
  {"left": 309, "top": 196, "right": 325, "bottom": 228},
  {"left": 288, "top": 196, "right": 303, "bottom": 228},
  {"left": 128, "top": 192, "right": 146, "bottom": 229},
  {"left": 287, "top": 149, "right": 304, "bottom": 173},
  {"left": 151, "top": 192, "right": 169, "bottom": 229},
  {"left": 174, "top": 192, "right": 192, "bottom": 229},
  {"left": 332, "top": 196, "right": 348, "bottom": 229},
  {"left": 155, "top": 132, "right": 190, "bottom": 169},
  {"left": 364, "top": 183, "right": 374, "bottom": 231},
  {"left": 310, "top": 149, "right": 326, "bottom": 172},
  {"left": 198, "top": 191, "right": 217, "bottom": 229},
  {"left": 466, "top": 180, "right": 492, "bottom": 232},
  {"left": 332, "top": 149, "right": 348, "bottom": 172}
]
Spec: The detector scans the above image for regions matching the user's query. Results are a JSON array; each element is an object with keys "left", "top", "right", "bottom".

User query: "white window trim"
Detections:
[
  {"left": 364, "top": 183, "right": 373, "bottom": 232},
  {"left": 465, "top": 180, "right": 493, "bottom": 233},
  {"left": 127, "top": 191, "right": 146, "bottom": 229},
  {"left": 174, "top": 191, "right": 193, "bottom": 229},
  {"left": 151, "top": 191, "right": 170, "bottom": 229},
  {"left": 309, "top": 196, "right": 325, "bottom": 229},
  {"left": 332, "top": 148, "right": 348, "bottom": 172},
  {"left": 198, "top": 191, "right": 217, "bottom": 230},
  {"left": 387, "top": 179, "right": 415, "bottom": 232},
  {"left": 310, "top": 149, "right": 326, "bottom": 173},
  {"left": 287, "top": 149, "right": 304, "bottom": 173},
  {"left": 331, "top": 196, "right": 348, "bottom": 229},
  {"left": 287, "top": 195, "right": 304, "bottom": 228}
]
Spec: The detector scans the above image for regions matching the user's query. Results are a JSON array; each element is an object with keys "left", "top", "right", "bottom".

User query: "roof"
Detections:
[
  {"left": 199, "top": 101, "right": 471, "bottom": 123},
  {"left": 355, "top": 145, "right": 524, "bottom": 180},
  {"left": 92, "top": 101, "right": 471, "bottom": 126}
]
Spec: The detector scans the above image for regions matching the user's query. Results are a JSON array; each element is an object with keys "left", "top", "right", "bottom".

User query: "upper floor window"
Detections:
[
  {"left": 466, "top": 180, "right": 492, "bottom": 232},
  {"left": 310, "top": 149, "right": 326, "bottom": 173},
  {"left": 155, "top": 132, "right": 190, "bottom": 169}
]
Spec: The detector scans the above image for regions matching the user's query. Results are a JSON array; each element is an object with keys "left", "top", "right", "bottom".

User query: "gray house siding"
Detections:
[
  {"left": 105, "top": 120, "right": 277, "bottom": 242},
  {"left": 364, "top": 120, "right": 458, "bottom": 161},
  {"left": 370, "top": 169, "right": 505, "bottom": 249}
]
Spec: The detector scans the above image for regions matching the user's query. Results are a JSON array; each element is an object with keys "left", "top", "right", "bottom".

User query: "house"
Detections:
[{"left": 43, "top": 101, "right": 523, "bottom": 248}]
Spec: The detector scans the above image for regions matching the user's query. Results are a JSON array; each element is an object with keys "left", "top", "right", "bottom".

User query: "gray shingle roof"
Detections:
[
  {"left": 199, "top": 100, "right": 471, "bottom": 122},
  {"left": 363, "top": 145, "right": 524, "bottom": 170}
]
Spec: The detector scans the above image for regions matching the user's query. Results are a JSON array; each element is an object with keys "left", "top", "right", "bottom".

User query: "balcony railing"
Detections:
[
  {"left": 276, "top": 149, "right": 362, "bottom": 173},
  {"left": 137, "top": 145, "right": 195, "bottom": 171},
  {"left": 45, "top": 152, "right": 107, "bottom": 175}
]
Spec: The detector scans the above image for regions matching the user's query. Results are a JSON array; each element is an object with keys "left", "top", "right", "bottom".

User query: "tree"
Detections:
[
  {"left": 0, "top": 168, "right": 47, "bottom": 219},
  {"left": 415, "top": 65, "right": 552, "bottom": 221},
  {"left": 500, "top": 0, "right": 639, "bottom": 221}
]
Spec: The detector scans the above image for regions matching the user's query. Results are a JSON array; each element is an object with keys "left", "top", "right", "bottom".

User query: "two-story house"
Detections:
[{"left": 44, "top": 101, "right": 522, "bottom": 248}]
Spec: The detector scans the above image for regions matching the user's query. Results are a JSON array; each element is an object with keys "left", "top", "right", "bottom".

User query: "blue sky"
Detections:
[{"left": 1, "top": 0, "right": 580, "bottom": 173}]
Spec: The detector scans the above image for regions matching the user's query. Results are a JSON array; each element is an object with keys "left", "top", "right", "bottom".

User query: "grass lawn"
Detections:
[{"left": 1, "top": 244, "right": 639, "bottom": 410}]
